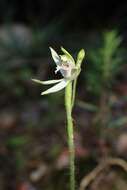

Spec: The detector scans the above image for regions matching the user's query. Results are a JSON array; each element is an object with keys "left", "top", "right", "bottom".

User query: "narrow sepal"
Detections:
[
  {"left": 49, "top": 47, "right": 61, "bottom": 66},
  {"left": 32, "top": 78, "right": 63, "bottom": 85},
  {"left": 61, "top": 47, "right": 75, "bottom": 64},
  {"left": 76, "top": 49, "right": 85, "bottom": 67},
  {"left": 41, "top": 79, "right": 69, "bottom": 95}
]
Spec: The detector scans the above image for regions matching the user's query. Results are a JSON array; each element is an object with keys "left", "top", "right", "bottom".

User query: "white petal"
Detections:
[
  {"left": 32, "top": 78, "right": 63, "bottom": 85},
  {"left": 49, "top": 47, "right": 61, "bottom": 66},
  {"left": 61, "top": 47, "right": 75, "bottom": 64},
  {"left": 41, "top": 79, "right": 69, "bottom": 95}
]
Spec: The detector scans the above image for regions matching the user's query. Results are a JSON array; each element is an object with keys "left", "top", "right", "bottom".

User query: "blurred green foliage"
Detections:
[
  {"left": 7, "top": 136, "right": 28, "bottom": 148},
  {"left": 86, "top": 30, "right": 124, "bottom": 97}
]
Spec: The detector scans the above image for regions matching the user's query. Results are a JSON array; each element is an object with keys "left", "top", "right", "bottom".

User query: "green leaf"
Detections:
[
  {"left": 108, "top": 117, "right": 127, "bottom": 128},
  {"left": 7, "top": 136, "right": 27, "bottom": 147},
  {"left": 77, "top": 100, "right": 98, "bottom": 112}
]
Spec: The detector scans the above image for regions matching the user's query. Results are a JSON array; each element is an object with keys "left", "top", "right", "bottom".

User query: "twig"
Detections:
[{"left": 79, "top": 157, "right": 127, "bottom": 190}]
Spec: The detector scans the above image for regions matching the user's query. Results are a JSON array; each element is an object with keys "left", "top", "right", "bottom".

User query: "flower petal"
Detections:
[
  {"left": 32, "top": 78, "right": 63, "bottom": 85},
  {"left": 41, "top": 79, "right": 69, "bottom": 95},
  {"left": 76, "top": 49, "right": 85, "bottom": 67},
  {"left": 61, "top": 47, "right": 75, "bottom": 64},
  {"left": 50, "top": 47, "right": 61, "bottom": 66}
]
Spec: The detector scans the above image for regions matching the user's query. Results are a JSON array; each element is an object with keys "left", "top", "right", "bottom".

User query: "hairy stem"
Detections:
[
  {"left": 65, "top": 81, "right": 75, "bottom": 190},
  {"left": 72, "top": 79, "right": 77, "bottom": 109}
]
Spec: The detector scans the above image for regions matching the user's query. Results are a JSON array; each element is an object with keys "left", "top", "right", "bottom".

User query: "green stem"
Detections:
[
  {"left": 72, "top": 79, "right": 77, "bottom": 109},
  {"left": 65, "top": 81, "right": 75, "bottom": 190}
]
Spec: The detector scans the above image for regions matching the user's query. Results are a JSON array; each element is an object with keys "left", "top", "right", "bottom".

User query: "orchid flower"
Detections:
[
  {"left": 32, "top": 47, "right": 85, "bottom": 95},
  {"left": 32, "top": 47, "right": 85, "bottom": 190}
]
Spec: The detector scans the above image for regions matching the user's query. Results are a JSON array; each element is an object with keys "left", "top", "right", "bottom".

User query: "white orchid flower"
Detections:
[{"left": 32, "top": 47, "right": 84, "bottom": 95}]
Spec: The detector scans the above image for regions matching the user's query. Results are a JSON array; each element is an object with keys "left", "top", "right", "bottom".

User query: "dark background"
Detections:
[
  {"left": 0, "top": 1, "right": 127, "bottom": 190},
  {"left": 0, "top": 0, "right": 127, "bottom": 28}
]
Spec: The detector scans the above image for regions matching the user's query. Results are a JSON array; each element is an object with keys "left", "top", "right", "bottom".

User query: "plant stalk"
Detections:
[
  {"left": 65, "top": 81, "right": 75, "bottom": 190},
  {"left": 72, "top": 79, "right": 77, "bottom": 109}
]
